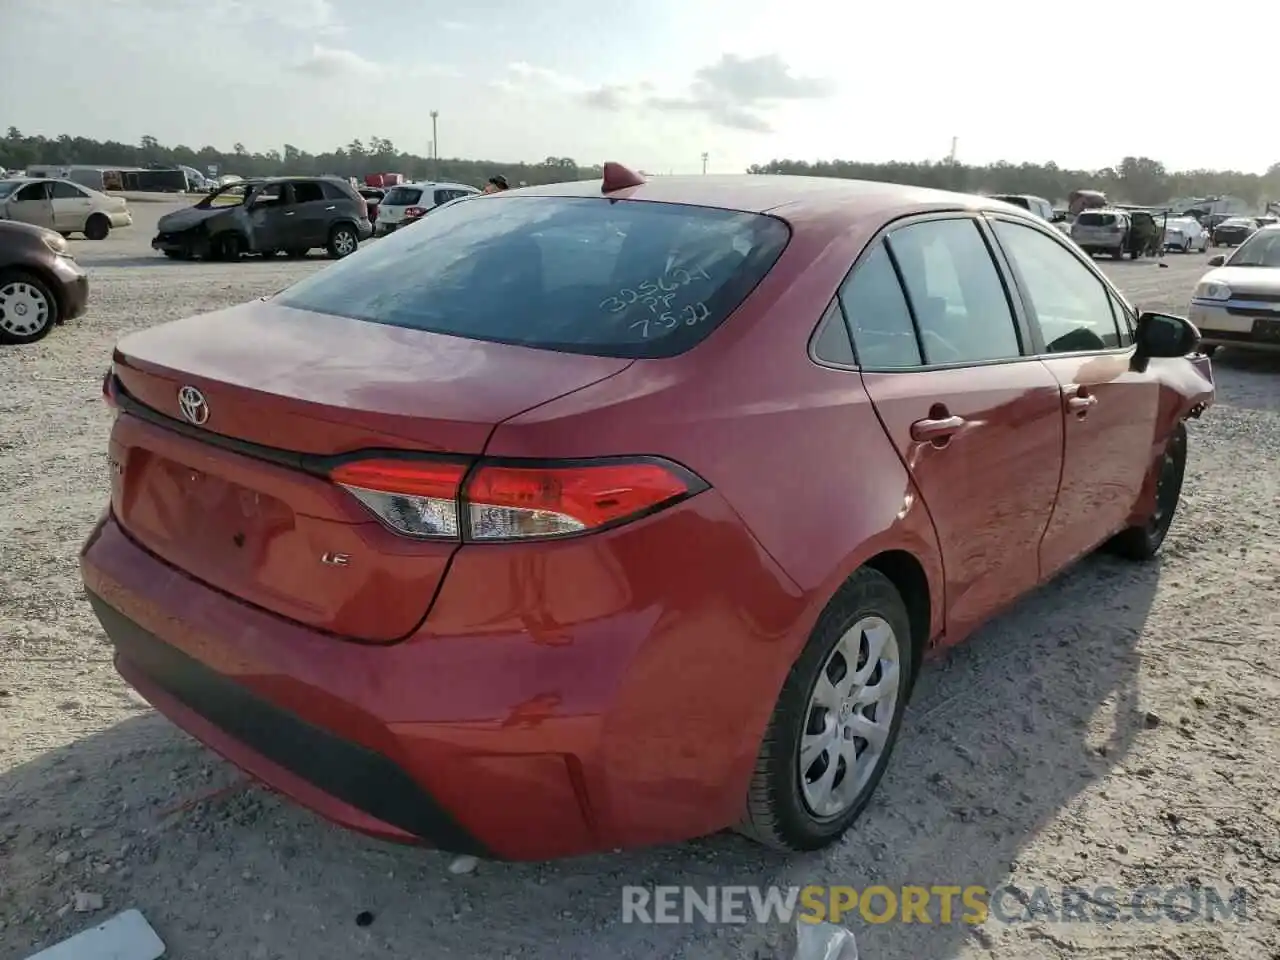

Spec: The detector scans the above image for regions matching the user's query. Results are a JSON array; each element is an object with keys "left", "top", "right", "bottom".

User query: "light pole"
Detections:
[
  {"left": 430, "top": 111, "right": 439, "bottom": 178},
  {"left": 701, "top": 152, "right": 709, "bottom": 175}
]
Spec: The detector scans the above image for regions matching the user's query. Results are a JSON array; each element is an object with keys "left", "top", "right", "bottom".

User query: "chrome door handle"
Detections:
[
  {"left": 325, "top": 205, "right": 336, "bottom": 210},
  {"left": 283, "top": 211, "right": 295, "bottom": 216},
  {"left": 1066, "top": 395, "right": 1097, "bottom": 413},
  {"left": 910, "top": 415, "right": 966, "bottom": 443}
]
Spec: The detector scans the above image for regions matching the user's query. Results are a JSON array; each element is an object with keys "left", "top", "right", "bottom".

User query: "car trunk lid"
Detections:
[{"left": 108, "top": 299, "right": 632, "bottom": 641}]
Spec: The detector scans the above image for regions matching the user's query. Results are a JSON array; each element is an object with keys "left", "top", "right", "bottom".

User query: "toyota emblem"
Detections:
[{"left": 177, "top": 385, "right": 209, "bottom": 425}]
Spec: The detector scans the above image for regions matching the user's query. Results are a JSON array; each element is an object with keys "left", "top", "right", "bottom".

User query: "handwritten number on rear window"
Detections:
[
  {"left": 629, "top": 301, "right": 710, "bottom": 338},
  {"left": 599, "top": 267, "right": 712, "bottom": 316}
]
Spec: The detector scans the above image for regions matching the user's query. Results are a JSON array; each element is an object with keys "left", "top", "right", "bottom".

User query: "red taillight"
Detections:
[
  {"left": 404, "top": 206, "right": 427, "bottom": 219},
  {"left": 329, "top": 459, "right": 468, "bottom": 539},
  {"left": 327, "top": 457, "right": 701, "bottom": 541},
  {"left": 465, "top": 462, "right": 691, "bottom": 539}
]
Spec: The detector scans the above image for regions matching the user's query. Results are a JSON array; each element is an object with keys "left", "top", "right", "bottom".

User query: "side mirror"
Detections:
[
  {"left": 1133, "top": 312, "right": 1200, "bottom": 371},
  {"left": 1207, "top": 254, "right": 1226, "bottom": 267}
]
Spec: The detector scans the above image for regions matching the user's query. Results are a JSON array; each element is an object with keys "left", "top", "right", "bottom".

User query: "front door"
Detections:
[
  {"left": 986, "top": 217, "right": 1162, "bottom": 577},
  {"left": 840, "top": 217, "right": 1066, "bottom": 643},
  {"left": 4, "top": 181, "right": 55, "bottom": 229},
  {"left": 244, "top": 182, "right": 289, "bottom": 252},
  {"left": 49, "top": 179, "right": 94, "bottom": 233}
]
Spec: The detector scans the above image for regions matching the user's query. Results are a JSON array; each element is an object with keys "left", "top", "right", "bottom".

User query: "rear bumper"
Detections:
[{"left": 81, "top": 494, "right": 806, "bottom": 860}]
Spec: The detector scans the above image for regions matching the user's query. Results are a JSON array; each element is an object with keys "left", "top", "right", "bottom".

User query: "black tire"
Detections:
[
  {"left": 285, "top": 248, "right": 310, "bottom": 259},
  {"left": 737, "top": 567, "right": 915, "bottom": 852},
  {"left": 1105, "top": 423, "right": 1187, "bottom": 562},
  {"left": 215, "top": 233, "right": 244, "bottom": 261},
  {"left": 327, "top": 224, "right": 359, "bottom": 259},
  {"left": 83, "top": 214, "right": 110, "bottom": 241},
  {"left": 0, "top": 269, "right": 60, "bottom": 345}
]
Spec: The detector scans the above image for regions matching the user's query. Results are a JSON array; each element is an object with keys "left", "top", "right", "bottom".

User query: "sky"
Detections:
[{"left": 3, "top": 0, "right": 1278, "bottom": 176}]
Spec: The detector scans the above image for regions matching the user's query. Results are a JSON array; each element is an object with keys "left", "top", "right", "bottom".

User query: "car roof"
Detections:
[
  {"left": 393, "top": 181, "right": 477, "bottom": 191},
  {"left": 509, "top": 174, "right": 1049, "bottom": 232}
]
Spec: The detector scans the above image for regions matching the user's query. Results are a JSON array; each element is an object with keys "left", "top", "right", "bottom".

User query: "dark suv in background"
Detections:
[{"left": 152, "top": 176, "right": 373, "bottom": 261}]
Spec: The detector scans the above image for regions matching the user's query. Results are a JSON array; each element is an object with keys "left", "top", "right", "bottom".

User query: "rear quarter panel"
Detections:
[{"left": 485, "top": 205, "right": 948, "bottom": 653}]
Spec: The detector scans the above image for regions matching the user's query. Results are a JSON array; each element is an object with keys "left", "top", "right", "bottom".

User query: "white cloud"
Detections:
[
  {"left": 292, "top": 44, "right": 380, "bottom": 78},
  {"left": 504, "top": 61, "right": 588, "bottom": 93}
]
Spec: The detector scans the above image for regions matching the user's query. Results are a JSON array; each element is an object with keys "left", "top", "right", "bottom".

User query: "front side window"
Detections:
[
  {"left": 992, "top": 220, "right": 1122, "bottom": 352},
  {"left": 274, "top": 195, "right": 791, "bottom": 359},
  {"left": 886, "top": 218, "right": 1022, "bottom": 364},
  {"left": 838, "top": 241, "right": 921, "bottom": 368},
  {"left": 14, "top": 182, "right": 51, "bottom": 202}
]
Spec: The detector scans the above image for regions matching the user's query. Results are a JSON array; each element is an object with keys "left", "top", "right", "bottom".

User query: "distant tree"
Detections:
[{"left": 2, "top": 128, "right": 1271, "bottom": 204}]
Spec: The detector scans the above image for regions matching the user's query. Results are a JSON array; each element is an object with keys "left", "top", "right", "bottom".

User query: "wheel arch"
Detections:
[{"left": 863, "top": 549, "right": 931, "bottom": 694}]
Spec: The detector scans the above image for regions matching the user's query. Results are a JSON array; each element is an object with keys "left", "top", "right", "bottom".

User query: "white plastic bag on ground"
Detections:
[{"left": 793, "top": 919, "right": 859, "bottom": 960}]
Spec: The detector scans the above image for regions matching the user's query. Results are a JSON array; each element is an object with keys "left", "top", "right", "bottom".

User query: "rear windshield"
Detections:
[
  {"left": 383, "top": 186, "right": 422, "bottom": 205},
  {"left": 992, "top": 195, "right": 1030, "bottom": 210},
  {"left": 1076, "top": 212, "right": 1116, "bottom": 226},
  {"left": 274, "top": 195, "right": 791, "bottom": 359}
]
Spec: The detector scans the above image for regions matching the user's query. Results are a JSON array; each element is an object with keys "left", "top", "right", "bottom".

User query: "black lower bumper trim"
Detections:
[{"left": 86, "top": 590, "right": 489, "bottom": 857}]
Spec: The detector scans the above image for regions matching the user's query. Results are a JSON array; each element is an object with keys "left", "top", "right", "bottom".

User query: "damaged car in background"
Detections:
[{"left": 151, "top": 176, "right": 372, "bottom": 262}]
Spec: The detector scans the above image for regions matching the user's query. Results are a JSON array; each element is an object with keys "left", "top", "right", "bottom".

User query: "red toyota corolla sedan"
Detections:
[{"left": 81, "top": 166, "right": 1214, "bottom": 861}]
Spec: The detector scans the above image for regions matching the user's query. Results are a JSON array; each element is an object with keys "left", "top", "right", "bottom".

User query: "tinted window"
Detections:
[
  {"left": 886, "top": 219, "right": 1021, "bottom": 364},
  {"left": 993, "top": 221, "right": 1121, "bottom": 352},
  {"left": 14, "top": 182, "right": 50, "bottom": 201},
  {"left": 50, "top": 180, "right": 86, "bottom": 199},
  {"left": 993, "top": 195, "right": 1031, "bottom": 210},
  {"left": 434, "top": 189, "right": 455, "bottom": 206},
  {"left": 291, "top": 181, "right": 325, "bottom": 203},
  {"left": 838, "top": 241, "right": 921, "bottom": 368},
  {"left": 384, "top": 186, "right": 422, "bottom": 205},
  {"left": 1076, "top": 212, "right": 1116, "bottom": 227},
  {"left": 274, "top": 195, "right": 791, "bottom": 359},
  {"left": 812, "top": 299, "right": 855, "bottom": 365}
]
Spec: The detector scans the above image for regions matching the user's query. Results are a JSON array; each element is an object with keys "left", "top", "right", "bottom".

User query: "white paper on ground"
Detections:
[
  {"left": 24, "top": 909, "right": 165, "bottom": 960},
  {"left": 793, "top": 919, "right": 859, "bottom": 960}
]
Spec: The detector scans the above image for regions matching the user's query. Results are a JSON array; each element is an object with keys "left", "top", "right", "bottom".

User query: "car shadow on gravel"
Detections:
[
  {"left": 1208, "top": 350, "right": 1280, "bottom": 413},
  {"left": 0, "top": 554, "right": 1160, "bottom": 960}
]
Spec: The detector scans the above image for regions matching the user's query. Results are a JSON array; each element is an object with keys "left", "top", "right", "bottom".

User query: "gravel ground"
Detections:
[{"left": 1, "top": 206, "right": 1278, "bottom": 960}]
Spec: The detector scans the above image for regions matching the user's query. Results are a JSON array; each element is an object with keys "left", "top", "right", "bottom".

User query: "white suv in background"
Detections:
[{"left": 376, "top": 181, "right": 481, "bottom": 234}]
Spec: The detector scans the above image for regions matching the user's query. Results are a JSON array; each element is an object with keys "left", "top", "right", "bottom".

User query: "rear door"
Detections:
[
  {"left": 289, "top": 179, "right": 332, "bottom": 247},
  {"left": 987, "top": 216, "right": 1162, "bottom": 576},
  {"left": 49, "top": 179, "right": 93, "bottom": 232},
  {"left": 842, "top": 216, "right": 1065, "bottom": 641},
  {"left": 5, "top": 181, "right": 55, "bottom": 229}
]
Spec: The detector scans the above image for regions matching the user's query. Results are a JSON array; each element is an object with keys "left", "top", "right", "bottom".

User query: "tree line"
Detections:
[
  {"left": 0, "top": 128, "right": 599, "bottom": 189},
  {"left": 3, "top": 129, "right": 1279, "bottom": 207},
  {"left": 748, "top": 156, "right": 1280, "bottom": 208}
]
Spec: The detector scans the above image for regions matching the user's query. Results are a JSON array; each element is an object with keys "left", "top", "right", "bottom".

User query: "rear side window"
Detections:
[
  {"left": 291, "top": 181, "right": 324, "bottom": 203},
  {"left": 273, "top": 195, "right": 791, "bottom": 359},
  {"left": 1076, "top": 212, "right": 1115, "bottom": 227},
  {"left": 838, "top": 242, "right": 921, "bottom": 368},
  {"left": 323, "top": 181, "right": 354, "bottom": 201},
  {"left": 50, "top": 180, "right": 86, "bottom": 199},
  {"left": 886, "top": 219, "right": 1022, "bottom": 364},
  {"left": 384, "top": 186, "right": 422, "bottom": 205}
]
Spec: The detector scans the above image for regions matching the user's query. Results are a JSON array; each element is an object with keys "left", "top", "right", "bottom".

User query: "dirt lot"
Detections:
[{"left": 1, "top": 204, "right": 1278, "bottom": 960}]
